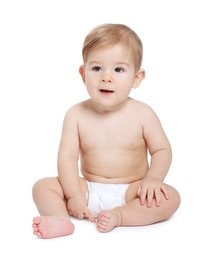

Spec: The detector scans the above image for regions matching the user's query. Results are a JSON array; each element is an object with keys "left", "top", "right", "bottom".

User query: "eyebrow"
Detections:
[{"left": 87, "top": 61, "right": 130, "bottom": 67}]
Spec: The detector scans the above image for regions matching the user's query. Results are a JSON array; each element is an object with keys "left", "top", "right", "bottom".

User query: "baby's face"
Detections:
[{"left": 80, "top": 44, "right": 141, "bottom": 111}]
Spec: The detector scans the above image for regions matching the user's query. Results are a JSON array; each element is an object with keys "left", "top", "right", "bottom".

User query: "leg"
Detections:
[
  {"left": 32, "top": 177, "right": 88, "bottom": 238},
  {"left": 32, "top": 177, "right": 73, "bottom": 238},
  {"left": 96, "top": 181, "right": 180, "bottom": 232}
]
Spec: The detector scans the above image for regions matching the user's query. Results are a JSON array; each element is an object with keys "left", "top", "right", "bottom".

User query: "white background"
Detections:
[{"left": 0, "top": 0, "right": 211, "bottom": 259}]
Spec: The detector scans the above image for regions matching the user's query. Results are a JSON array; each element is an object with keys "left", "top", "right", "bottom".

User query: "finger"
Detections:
[
  {"left": 69, "top": 211, "right": 76, "bottom": 217},
  {"left": 86, "top": 213, "right": 95, "bottom": 222},
  {"left": 137, "top": 186, "right": 141, "bottom": 197},
  {"left": 84, "top": 209, "right": 95, "bottom": 222},
  {"left": 154, "top": 188, "right": 162, "bottom": 207},
  {"left": 161, "top": 186, "right": 169, "bottom": 200},
  {"left": 147, "top": 188, "right": 154, "bottom": 207},
  {"left": 77, "top": 212, "right": 85, "bottom": 219},
  {"left": 140, "top": 188, "right": 148, "bottom": 205},
  {"left": 137, "top": 186, "right": 144, "bottom": 205},
  {"left": 88, "top": 216, "right": 96, "bottom": 223}
]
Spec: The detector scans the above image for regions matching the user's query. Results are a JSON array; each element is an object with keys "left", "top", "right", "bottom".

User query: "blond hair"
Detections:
[{"left": 82, "top": 23, "right": 143, "bottom": 72}]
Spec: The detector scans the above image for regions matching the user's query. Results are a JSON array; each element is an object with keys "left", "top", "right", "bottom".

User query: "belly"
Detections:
[{"left": 80, "top": 150, "right": 149, "bottom": 184}]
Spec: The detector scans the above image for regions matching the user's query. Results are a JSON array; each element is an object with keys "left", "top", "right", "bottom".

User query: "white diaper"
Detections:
[{"left": 86, "top": 181, "right": 129, "bottom": 217}]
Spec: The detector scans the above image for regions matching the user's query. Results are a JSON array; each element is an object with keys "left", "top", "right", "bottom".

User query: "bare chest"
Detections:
[{"left": 78, "top": 115, "right": 144, "bottom": 151}]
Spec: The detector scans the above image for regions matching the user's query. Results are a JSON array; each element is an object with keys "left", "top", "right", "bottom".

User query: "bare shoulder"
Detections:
[
  {"left": 64, "top": 99, "right": 91, "bottom": 119},
  {"left": 129, "top": 98, "right": 158, "bottom": 117}
]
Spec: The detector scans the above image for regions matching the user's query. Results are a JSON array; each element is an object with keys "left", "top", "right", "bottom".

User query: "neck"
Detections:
[{"left": 91, "top": 98, "right": 130, "bottom": 114}]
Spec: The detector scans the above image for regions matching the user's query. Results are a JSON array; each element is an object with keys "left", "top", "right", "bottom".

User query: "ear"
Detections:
[
  {"left": 79, "top": 65, "right": 85, "bottom": 83},
  {"left": 132, "top": 69, "right": 145, "bottom": 89}
]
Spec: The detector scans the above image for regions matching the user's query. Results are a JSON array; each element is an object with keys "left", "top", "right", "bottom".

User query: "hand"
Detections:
[
  {"left": 137, "top": 176, "right": 169, "bottom": 207},
  {"left": 67, "top": 195, "right": 95, "bottom": 222}
]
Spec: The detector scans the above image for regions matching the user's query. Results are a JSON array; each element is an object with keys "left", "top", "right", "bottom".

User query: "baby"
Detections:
[{"left": 32, "top": 23, "right": 181, "bottom": 238}]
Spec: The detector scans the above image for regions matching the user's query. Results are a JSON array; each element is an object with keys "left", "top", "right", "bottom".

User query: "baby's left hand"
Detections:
[{"left": 137, "top": 176, "right": 169, "bottom": 207}]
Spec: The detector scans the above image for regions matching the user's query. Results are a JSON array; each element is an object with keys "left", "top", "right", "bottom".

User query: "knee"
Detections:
[
  {"left": 164, "top": 186, "right": 181, "bottom": 218},
  {"left": 32, "top": 177, "right": 56, "bottom": 199},
  {"left": 32, "top": 178, "right": 46, "bottom": 197},
  {"left": 172, "top": 188, "right": 181, "bottom": 209}
]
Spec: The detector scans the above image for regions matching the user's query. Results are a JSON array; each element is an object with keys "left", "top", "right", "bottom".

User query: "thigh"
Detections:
[
  {"left": 33, "top": 176, "right": 65, "bottom": 200},
  {"left": 125, "top": 180, "right": 142, "bottom": 203},
  {"left": 34, "top": 176, "right": 88, "bottom": 199},
  {"left": 125, "top": 180, "right": 181, "bottom": 210}
]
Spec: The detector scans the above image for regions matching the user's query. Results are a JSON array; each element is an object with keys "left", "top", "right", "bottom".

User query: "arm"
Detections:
[
  {"left": 138, "top": 105, "right": 172, "bottom": 207},
  {"left": 57, "top": 107, "right": 94, "bottom": 220}
]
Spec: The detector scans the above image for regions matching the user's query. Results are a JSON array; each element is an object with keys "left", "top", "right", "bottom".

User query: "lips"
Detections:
[{"left": 99, "top": 89, "right": 114, "bottom": 93}]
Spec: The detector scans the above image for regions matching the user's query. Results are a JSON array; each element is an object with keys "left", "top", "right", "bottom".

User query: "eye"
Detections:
[
  {"left": 114, "top": 67, "right": 125, "bottom": 73},
  {"left": 92, "top": 66, "right": 102, "bottom": 72}
]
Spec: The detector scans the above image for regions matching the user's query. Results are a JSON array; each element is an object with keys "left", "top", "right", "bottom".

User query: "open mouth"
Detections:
[{"left": 99, "top": 89, "right": 114, "bottom": 93}]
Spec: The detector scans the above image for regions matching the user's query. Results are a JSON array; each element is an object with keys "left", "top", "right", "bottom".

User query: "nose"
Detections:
[{"left": 100, "top": 72, "right": 112, "bottom": 83}]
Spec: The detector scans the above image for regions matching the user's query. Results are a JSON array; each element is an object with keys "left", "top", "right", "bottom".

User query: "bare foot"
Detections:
[
  {"left": 96, "top": 209, "right": 122, "bottom": 233},
  {"left": 32, "top": 216, "right": 75, "bottom": 239}
]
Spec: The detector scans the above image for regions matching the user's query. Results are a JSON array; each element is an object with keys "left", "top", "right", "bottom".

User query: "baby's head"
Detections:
[{"left": 82, "top": 23, "right": 143, "bottom": 72}]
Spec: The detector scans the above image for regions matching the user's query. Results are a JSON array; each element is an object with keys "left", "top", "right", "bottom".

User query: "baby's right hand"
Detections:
[{"left": 67, "top": 195, "right": 95, "bottom": 222}]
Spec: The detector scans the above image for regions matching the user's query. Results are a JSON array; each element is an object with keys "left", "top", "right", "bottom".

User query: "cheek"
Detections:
[
  {"left": 84, "top": 77, "right": 92, "bottom": 87},
  {"left": 117, "top": 86, "right": 132, "bottom": 99},
  {"left": 85, "top": 74, "right": 97, "bottom": 84},
  {"left": 118, "top": 78, "right": 134, "bottom": 91}
]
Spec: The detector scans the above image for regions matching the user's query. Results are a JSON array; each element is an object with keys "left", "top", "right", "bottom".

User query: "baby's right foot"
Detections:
[{"left": 32, "top": 216, "right": 75, "bottom": 239}]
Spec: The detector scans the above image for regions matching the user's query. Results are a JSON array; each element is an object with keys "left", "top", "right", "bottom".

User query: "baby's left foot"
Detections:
[{"left": 96, "top": 209, "right": 122, "bottom": 233}]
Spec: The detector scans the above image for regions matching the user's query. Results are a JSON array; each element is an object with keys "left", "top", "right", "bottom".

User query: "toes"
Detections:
[
  {"left": 32, "top": 223, "right": 38, "bottom": 228},
  {"left": 96, "top": 211, "right": 114, "bottom": 232},
  {"left": 33, "top": 231, "right": 42, "bottom": 238},
  {"left": 97, "top": 221, "right": 107, "bottom": 232},
  {"left": 97, "top": 211, "right": 110, "bottom": 223},
  {"left": 32, "top": 217, "right": 42, "bottom": 237},
  {"left": 33, "top": 216, "right": 41, "bottom": 224},
  {"left": 98, "top": 216, "right": 107, "bottom": 225}
]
